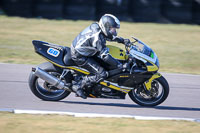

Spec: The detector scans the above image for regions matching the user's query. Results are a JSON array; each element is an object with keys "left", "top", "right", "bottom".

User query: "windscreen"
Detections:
[
  {"left": 130, "top": 38, "right": 159, "bottom": 66},
  {"left": 132, "top": 40, "right": 153, "bottom": 58}
]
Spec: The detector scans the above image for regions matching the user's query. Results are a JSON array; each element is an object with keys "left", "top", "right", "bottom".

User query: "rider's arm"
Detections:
[
  {"left": 112, "top": 36, "right": 124, "bottom": 43},
  {"left": 108, "top": 36, "right": 131, "bottom": 46},
  {"left": 95, "top": 35, "right": 122, "bottom": 69},
  {"left": 97, "top": 47, "right": 122, "bottom": 69}
]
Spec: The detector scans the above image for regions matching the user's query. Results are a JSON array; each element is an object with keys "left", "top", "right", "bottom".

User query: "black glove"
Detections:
[
  {"left": 123, "top": 39, "right": 131, "bottom": 47},
  {"left": 113, "top": 36, "right": 124, "bottom": 43},
  {"left": 113, "top": 37, "right": 131, "bottom": 47}
]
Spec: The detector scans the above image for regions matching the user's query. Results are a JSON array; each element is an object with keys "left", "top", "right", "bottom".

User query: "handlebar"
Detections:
[{"left": 123, "top": 36, "right": 140, "bottom": 53}]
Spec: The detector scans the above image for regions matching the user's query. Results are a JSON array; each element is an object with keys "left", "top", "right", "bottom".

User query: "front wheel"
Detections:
[{"left": 129, "top": 76, "right": 169, "bottom": 107}]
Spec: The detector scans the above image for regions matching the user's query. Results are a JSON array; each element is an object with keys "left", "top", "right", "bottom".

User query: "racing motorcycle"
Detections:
[{"left": 29, "top": 37, "right": 169, "bottom": 107}]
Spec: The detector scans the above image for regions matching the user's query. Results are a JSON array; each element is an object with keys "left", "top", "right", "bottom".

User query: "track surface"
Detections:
[{"left": 0, "top": 63, "right": 200, "bottom": 119}]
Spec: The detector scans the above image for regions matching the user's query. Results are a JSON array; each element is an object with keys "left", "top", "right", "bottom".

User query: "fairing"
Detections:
[
  {"left": 32, "top": 40, "right": 66, "bottom": 66},
  {"left": 107, "top": 45, "right": 128, "bottom": 60},
  {"left": 129, "top": 39, "right": 160, "bottom": 72}
]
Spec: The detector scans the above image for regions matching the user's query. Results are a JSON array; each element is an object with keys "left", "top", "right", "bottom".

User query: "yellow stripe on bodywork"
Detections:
[
  {"left": 89, "top": 94, "right": 96, "bottom": 98},
  {"left": 66, "top": 67, "right": 90, "bottom": 75},
  {"left": 100, "top": 82, "right": 131, "bottom": 93},
  {"left": 42, "top": 56, "right": 66, "bottom": 68},
  {"left": 144, "top": 73, "right": 161, "bottom": 91},
  {"left": 42, "top": 56, "right": 90, "bottom": 75}
]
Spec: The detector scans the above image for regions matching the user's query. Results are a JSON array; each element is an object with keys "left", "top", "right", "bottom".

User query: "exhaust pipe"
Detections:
[{"left": 32, "top": 67, "right": 72, "bottom": 92}]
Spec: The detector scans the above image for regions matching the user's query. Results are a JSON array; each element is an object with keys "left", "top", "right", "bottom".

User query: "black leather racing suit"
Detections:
[{"left": 71, "top": 22, "right": 122, "bottom": 89}]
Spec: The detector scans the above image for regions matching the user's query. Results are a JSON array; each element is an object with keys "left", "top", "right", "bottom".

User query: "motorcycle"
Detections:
[{"left": 29, "top": 37, "right": 169, "bottom": 107}]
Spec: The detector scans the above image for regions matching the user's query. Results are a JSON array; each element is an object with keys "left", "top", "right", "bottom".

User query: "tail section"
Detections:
[{"left": 32, "top": 40, "right": 66, "bottom": 67}]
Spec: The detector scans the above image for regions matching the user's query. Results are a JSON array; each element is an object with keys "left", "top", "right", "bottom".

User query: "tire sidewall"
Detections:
[
  {"left": 129, "top": 76, "right": 169, "bottom": 107},
  {"left": 28, "top": 62, "right": 71, "bottom": 101}
]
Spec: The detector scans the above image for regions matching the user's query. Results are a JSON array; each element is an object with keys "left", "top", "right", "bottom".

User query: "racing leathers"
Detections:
[{"left": 71, "top": 22, "right": 124, "bottom": 98}]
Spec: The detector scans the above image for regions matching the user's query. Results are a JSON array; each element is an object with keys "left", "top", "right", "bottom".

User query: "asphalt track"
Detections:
[{"left": 0, "top": 63, "right": 200, "bottom": 119}]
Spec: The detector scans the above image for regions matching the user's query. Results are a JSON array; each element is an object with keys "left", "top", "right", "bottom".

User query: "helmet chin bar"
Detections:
[
  {"left": 98, "top": 14, "right": 120, "bottom": 39},
  {"left": 109, "top": 27, "right": 118, "bottom": 37}
]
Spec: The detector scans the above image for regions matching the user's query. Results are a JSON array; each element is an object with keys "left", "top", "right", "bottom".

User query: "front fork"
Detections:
[{"left": 144, "top": 73, "right": 162, "bottom": 91}]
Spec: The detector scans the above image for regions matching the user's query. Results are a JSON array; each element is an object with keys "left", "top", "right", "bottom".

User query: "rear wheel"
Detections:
[
  {"left": 29, "top": 62, "right": 71, "bottom": 101},
  {"left": 129, "top": 76, "right": 169, "bottom": 107}
]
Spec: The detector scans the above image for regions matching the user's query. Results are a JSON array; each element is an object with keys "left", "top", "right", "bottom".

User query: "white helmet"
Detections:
[{"left": 99, "top": 14, "right": 120, "bottom": 39}]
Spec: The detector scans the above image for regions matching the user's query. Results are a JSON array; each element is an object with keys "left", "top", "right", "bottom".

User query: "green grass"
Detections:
[
  {"left": 0, "top": 112, "right": 199, "bottom": 133},
  {"left": 0, "top": 15, "right": 200, "bottom": 74}
]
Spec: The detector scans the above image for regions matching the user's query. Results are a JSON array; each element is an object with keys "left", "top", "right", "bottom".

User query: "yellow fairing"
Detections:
[
  {"left": 107, "top": 45, "right": 128, "bottom": 60},
  {"left": 146, "top": 61, "right": 159, "bottom": 72},
  {"left": 144, "top": 73, "right": 161, "bottom": 91}
]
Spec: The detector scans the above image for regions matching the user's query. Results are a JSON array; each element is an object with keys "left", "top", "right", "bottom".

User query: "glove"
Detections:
[
  {"left": 123, "top": 39, "right": 131, "bottom": 47},
  {"left": 113, "top": 36, "right": 124, "bottom": 43}
]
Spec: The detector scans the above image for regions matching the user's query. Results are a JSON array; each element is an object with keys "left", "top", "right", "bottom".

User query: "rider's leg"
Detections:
[
  {"left": 72, "top": 57, "right": 108, "bottom": 99},
  {"left": 80, "top": 58, "right": 108, "bottom": 88}
]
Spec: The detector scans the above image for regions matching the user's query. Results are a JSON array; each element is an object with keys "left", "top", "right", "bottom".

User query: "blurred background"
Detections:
[
  {"left": 0, "top": 0, "right": 200, "bottom": 74},
  {"left": 0, "top": 0, "right": 199, "bottom": 24}
]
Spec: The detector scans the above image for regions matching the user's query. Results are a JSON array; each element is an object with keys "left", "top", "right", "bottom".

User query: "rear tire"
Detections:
[
  {"left": 28, "top": 62, "right": 71, "bottom": 101},
  {"left": 129, "top": 76, "right": 169, "bottom": 107}
]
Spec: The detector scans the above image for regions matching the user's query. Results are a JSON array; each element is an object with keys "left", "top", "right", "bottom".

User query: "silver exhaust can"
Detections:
[{"left": 32, "top": 67, "right": 71, "bottom": 91}]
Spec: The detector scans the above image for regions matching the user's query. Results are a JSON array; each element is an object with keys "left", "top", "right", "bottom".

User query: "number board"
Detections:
[{"left": 47, "top": 48, "right": 60, "bottom": 57}]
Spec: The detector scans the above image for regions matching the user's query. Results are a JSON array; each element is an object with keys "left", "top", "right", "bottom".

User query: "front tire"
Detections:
[
  {"left": 129, "top": 76, "right": 169, "bottom": 107},
  {"left": 28, "top": 62, "right": 71, "bottom": 101}
]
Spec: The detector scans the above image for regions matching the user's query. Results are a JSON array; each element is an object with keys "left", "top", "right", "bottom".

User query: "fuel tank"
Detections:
[{"left": 107, "top": 45, "right": 128, "bottom": 61}]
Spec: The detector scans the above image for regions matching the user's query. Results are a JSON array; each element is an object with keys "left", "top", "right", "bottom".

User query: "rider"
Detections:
[{"left": 71, "top": 14, "right": 130, "bottom": 99}]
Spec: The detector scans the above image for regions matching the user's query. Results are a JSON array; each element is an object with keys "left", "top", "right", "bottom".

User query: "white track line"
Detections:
[
  {"left": 1, "top": 109, "right": 199, "bottom": 122},
  {"left": 3, "top": 109, "right": 197, "bottom": 122}
]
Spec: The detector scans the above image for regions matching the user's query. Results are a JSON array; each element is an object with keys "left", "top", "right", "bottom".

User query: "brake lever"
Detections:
[{"left": 131, "top": 36, "right": 139, "bottom": 44}]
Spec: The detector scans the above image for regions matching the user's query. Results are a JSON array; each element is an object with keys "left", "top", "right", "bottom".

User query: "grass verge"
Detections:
[
  {"left": 0, "top": 16, "right": 200, "bottom": 74},
  {"left": 0, "top": 112, "right": 200, "bottom": 133}
]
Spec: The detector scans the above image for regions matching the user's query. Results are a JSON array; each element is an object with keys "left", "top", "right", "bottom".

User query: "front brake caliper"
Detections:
[{"left": 144, "top": 73, "right": 161, "bottom": 91}]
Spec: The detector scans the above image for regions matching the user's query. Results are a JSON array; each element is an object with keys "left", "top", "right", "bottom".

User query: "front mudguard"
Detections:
[{"left": 144, "top": 73, "right": 162, "bottom": 91}]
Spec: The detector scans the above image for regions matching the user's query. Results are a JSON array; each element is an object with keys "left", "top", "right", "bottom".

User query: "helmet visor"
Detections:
[{"left": 109, "top": 27, "right": 119, "bottom": 37}]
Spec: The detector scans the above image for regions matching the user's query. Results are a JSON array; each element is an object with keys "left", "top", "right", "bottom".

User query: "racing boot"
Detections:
[
  {"left": 71, "top": 81, "right": 87, "bottom": 99},
  {"left": 71, "top": 75, "right": 97, "bottom": 99}
]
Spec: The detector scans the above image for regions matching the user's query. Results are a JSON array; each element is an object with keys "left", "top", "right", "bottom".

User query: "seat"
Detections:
[{"left": 63, "top": 47, "right": 76, "bottom": 66}]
